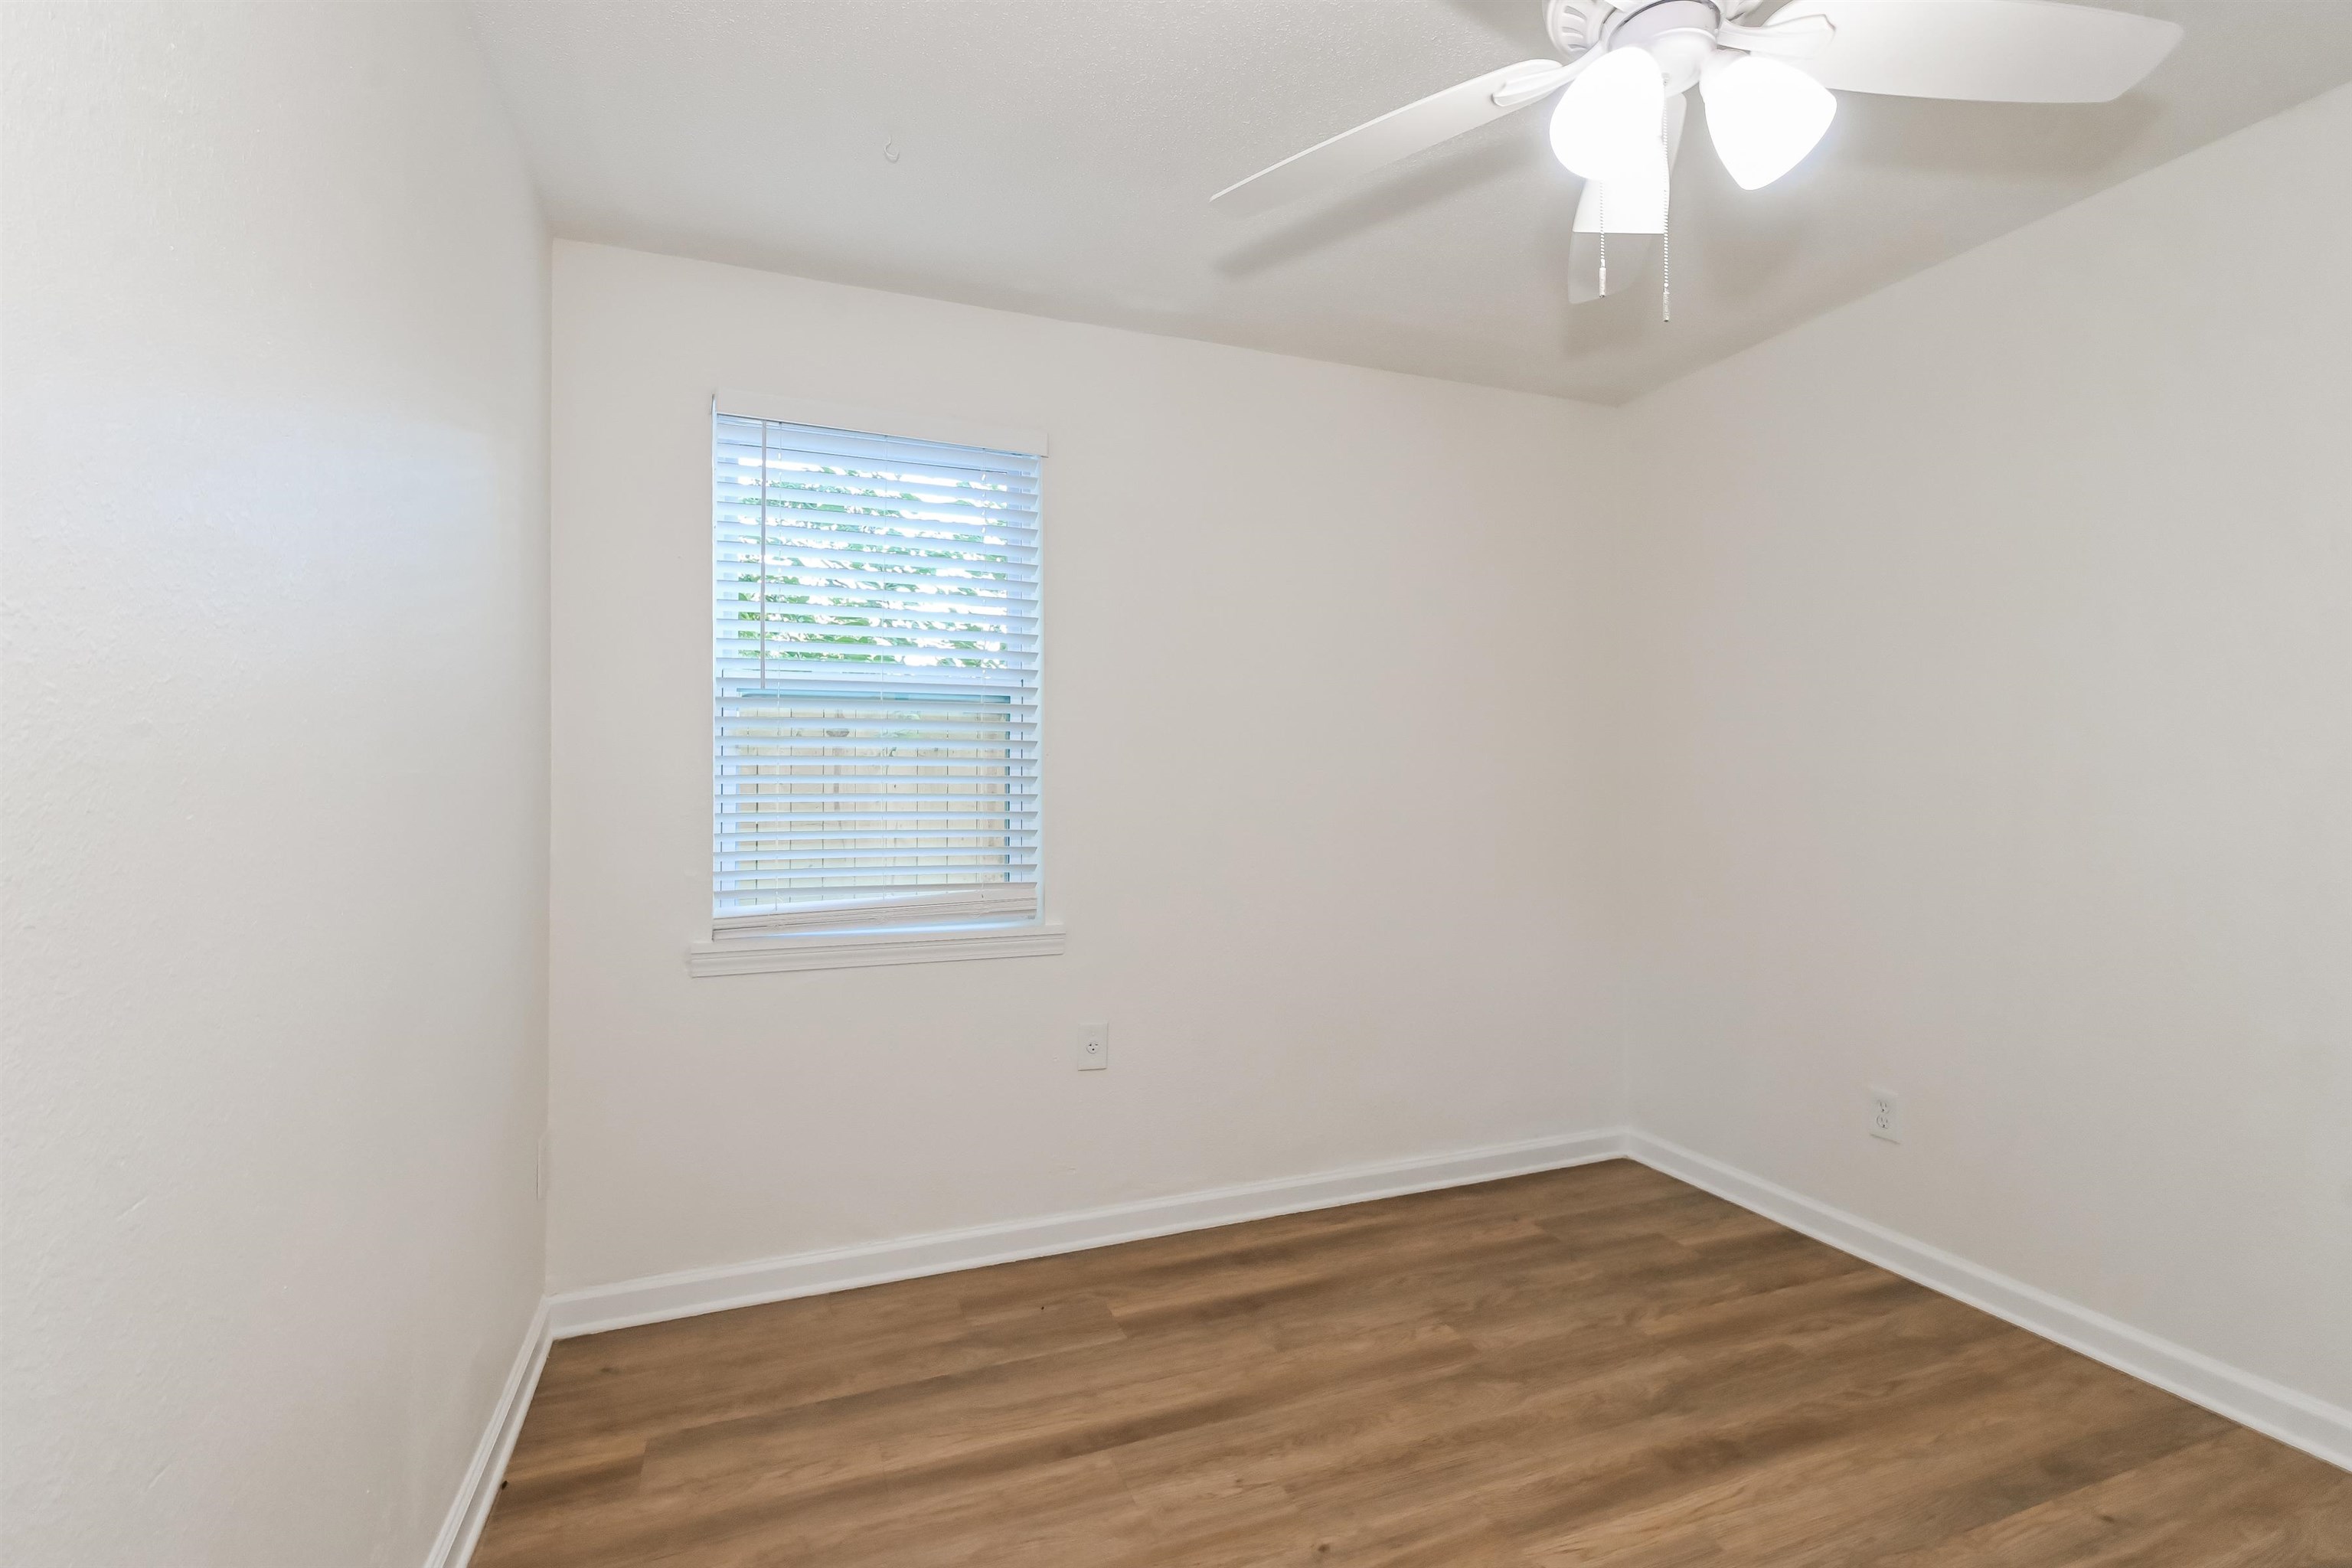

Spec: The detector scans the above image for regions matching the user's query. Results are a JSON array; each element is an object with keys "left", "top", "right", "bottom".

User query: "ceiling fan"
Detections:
[{"left": 1212, "top": 0, "right": 2184, "bottom": 309}]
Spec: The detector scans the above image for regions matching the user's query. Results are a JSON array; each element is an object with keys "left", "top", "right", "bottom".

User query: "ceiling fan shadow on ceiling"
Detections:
[{"left": 1212, "top": 0, "right": 2183, "bottom": 319}]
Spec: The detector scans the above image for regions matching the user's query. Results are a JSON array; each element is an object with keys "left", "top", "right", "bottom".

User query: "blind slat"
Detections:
[
  {"left": 712, "top": 880, "right": 1027, "bottom": 903},
  {"left": 715, "top": 792, "right": 1041, "bottom": 807},
  {"left": 721, "top": 724, "right": 1040, "bottom": 740},
  {"left": 716, "top": 597, "right": 1038, "bottom": 627}
]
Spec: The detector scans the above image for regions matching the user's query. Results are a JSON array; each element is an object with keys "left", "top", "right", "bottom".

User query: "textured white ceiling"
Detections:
[{"left": 469, "top": 0, "right": 2352, "bottom": 403}]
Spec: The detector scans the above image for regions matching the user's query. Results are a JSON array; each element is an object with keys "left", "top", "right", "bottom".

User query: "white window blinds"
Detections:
[{"left": 714, "top": 411, "right": 1041, "bottom": 936}]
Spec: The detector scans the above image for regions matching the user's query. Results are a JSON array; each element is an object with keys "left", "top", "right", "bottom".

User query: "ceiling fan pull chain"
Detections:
[
  {"left": 1598, "top": 189, "right": 1608, "bottom": 298},
  {"left": 1661, "top": 100, "right": 1673, "bottom": 323}
]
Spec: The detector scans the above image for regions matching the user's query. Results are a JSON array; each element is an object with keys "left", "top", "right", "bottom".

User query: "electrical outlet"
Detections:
[
  {"left": 1869, "top": 1088, "right": 1903, "bottom": 1144},
  {"left": 1076, "top": 1021, "right": 1109, "bottom": 1072}
]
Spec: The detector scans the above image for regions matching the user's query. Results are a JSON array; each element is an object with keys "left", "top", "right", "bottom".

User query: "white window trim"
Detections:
[
  {"left": 687, "top": 921, "right": 1067, "bottom": 978},
  {"left": 695, "top": 390, "right": 1057, "bottom": 977}
]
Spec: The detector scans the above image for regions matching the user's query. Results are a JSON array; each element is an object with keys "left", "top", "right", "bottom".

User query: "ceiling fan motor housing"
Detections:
[
  {"left": 1606, "top": 0, "right": 1724, "bottom": 93},
  {"left": 1545, "top": 0, "right": 1617, "bottom": 55}
]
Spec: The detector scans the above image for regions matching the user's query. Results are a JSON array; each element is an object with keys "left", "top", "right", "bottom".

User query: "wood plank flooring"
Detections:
[{"left": 475, "top": 1159, "right": 2352, "bottom": 1566}]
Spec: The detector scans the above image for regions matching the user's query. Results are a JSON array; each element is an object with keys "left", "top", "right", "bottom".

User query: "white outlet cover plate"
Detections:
[
  {"left": 1869, "top": 1088, "right": 1903, "bottom": 1144},
  {"left": 1076, "top": 1022, "right": 1109, "bottom": 1071}
]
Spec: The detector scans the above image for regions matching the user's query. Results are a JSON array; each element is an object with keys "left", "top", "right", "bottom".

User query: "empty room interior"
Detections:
[{"left": 7, "top": 0, "right": 2352, "bottom": 1563}]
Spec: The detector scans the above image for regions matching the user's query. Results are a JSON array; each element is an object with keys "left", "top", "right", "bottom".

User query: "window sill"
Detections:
[{"left": 685, "top": 921, "right": 1067, "bottom": 978}]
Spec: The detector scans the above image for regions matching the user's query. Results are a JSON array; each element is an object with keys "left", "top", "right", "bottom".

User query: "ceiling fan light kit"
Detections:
[
  {"left": 1702, "top": 52, "right": 1838, "bottom": 191},
  {"left": 1212, "top": 0, "right": 2184, "bottom": 321}
]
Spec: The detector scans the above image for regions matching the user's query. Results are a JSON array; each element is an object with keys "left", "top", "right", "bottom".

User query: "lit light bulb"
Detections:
[
  {"left": 1550, "top": 47, "right": 1667, "bottom": 184},
  {"left": 1700, "top": 54, "right": 1835, "bottom": 190}
]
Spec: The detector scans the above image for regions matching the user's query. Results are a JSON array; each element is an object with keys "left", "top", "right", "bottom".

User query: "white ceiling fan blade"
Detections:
[
  {"left": 1213, "top": 59, "right": 1566, "bottom": 214},
  {"left": 1769, "top": 0, "right": 2182, "bottom": 103}
]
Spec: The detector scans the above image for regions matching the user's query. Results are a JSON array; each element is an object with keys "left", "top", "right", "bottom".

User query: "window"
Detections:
[{"left": 710, "top": 409, "right": 1043, "bottom": 951}]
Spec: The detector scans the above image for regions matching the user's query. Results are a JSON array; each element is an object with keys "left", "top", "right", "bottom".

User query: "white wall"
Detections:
[
  {"left": 1, "top": 6, "right": 548, "bottom": 1564},
  {"left": 546, "top": 242, "right": 1625, "bottom": 1292},
  {"left": 1613, "top": 83, "right": 2352, "bottom": 1411}
]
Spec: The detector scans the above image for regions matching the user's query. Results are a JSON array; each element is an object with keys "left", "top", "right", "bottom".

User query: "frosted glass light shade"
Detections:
[
  {"left": 1550, "top": 47, "right": 1667, "bottom": 183},
  {"left": 1701, "top": 54, "right": 1835, "bottom": 190}
]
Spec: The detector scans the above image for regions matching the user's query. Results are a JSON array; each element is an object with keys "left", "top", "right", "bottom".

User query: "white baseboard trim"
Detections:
[
  {"left": 1626, "top": 1132, "right": 2352, "bottom": 1475},
  {"left": 545, "top": 1127, "right": 1631, "bottom": 1339},
  {"left": 425, "top": 1299, "right": 553, "bottom": 1568}
]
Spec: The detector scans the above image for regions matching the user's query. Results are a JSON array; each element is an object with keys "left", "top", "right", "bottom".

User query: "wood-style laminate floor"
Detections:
[{"left": 475, "top": 1159, "right": 2352, "bottom": 1566}]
